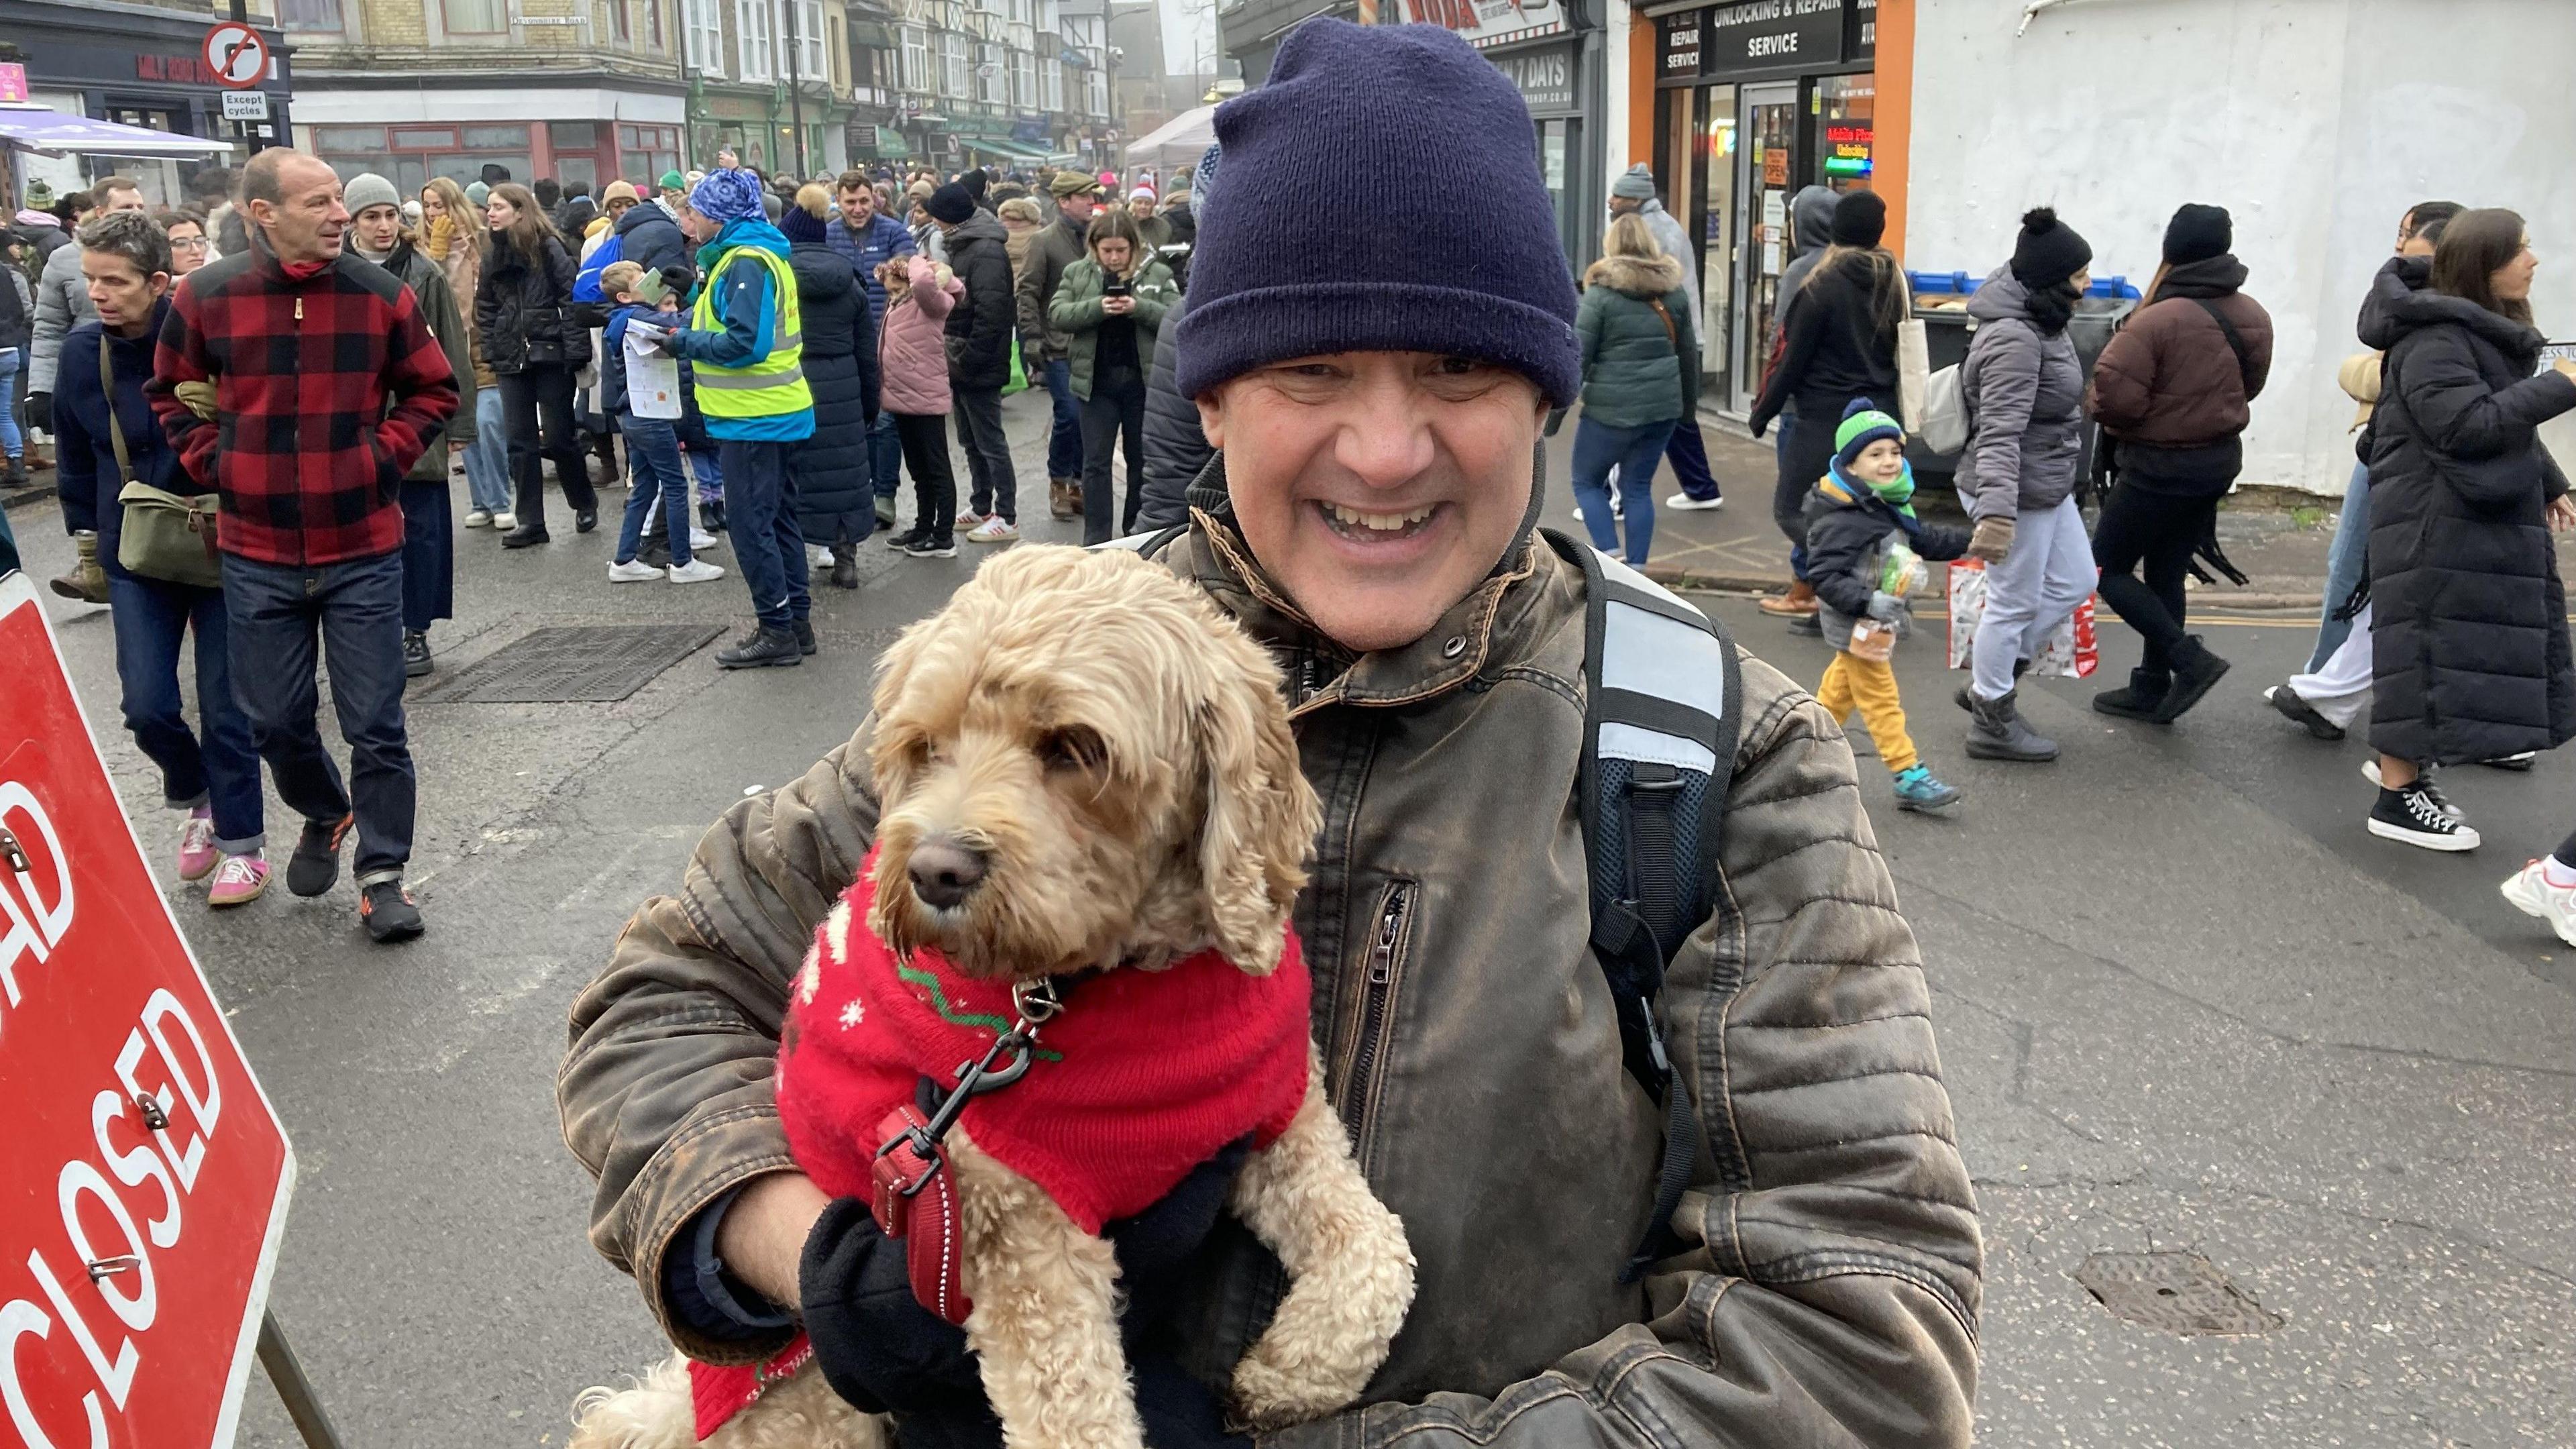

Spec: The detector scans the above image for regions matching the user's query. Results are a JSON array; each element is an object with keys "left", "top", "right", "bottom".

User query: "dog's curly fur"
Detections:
[{"left": 574, "top": 547, "right": 1415, "bottom": 1449}]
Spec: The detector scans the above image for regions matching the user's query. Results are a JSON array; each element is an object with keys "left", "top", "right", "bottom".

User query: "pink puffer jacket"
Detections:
[{"left": 878, "top": 256, "right": 962, "bottom": 417}]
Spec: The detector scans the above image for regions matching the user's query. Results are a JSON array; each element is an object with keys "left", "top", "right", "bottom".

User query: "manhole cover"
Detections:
[
  {"left": 2071, "top": 1251, "right": 2284, "bottom": 1336},
  {"left": 424, "top": 624, "right": 724, "bottom": 703}
]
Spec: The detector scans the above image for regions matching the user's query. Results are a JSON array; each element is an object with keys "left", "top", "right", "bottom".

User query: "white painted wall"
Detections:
[
  {"left": 1908, "top": 0, "right": 2576, "bottom": 494},
  {"left": 1605, "top": 0, "right": 1634, "bottom": 178}
]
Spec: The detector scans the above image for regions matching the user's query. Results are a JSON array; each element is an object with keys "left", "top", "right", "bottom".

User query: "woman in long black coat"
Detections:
[
  {"left": 2360, "top": 207, "right": 2576, "bottom": 853},
  {"left": 781, "top": 186, "right": 881, "bottom": 588},
  {"left": 477, "top": 183, "right": 598, "bottom": 547}
]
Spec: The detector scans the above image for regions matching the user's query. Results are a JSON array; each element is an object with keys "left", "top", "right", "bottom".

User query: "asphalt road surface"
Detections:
[{"left": 11, "top": 409, "right": 2570, "bottom": 1446}]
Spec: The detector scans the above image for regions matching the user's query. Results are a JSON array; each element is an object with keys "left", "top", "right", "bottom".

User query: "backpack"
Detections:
[
  {"left": 1107, "top": 523, "right": 1739, "bottom": 1281},
  {"left": 572, "top": 229, "right": 624, "bottom": 304},
  {"left": 1919, "top": 362, "right": 1970, "bottom": 454}
]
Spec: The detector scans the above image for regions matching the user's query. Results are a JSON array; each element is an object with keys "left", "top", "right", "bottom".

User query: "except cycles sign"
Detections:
[{"left": 0, "top": 572, "right": 297, "bottom": 1449}]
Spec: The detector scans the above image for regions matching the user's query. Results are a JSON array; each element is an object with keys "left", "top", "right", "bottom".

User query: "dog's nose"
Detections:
[{"left": 908, "top": 839, "right": 987, "bottom": 910}]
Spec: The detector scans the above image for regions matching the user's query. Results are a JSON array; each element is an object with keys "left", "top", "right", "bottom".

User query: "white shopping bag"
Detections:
[{"left": 1945, "top": 559, "right": 2098, "bottom": 678}]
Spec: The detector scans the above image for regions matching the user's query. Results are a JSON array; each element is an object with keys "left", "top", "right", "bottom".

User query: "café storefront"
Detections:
[{"left": 1650, "top": 0, "right": 1875, "bottom": 415}]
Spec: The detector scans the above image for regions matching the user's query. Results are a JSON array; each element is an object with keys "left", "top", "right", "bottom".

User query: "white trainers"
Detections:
[
  {"left": 806, "top": 543, "right": 834, "bottom": 568},
  {"left": 464, "top": 508, "right": 494, "bottom": 528},
  {"left": 608, "top": 559, "right": 663, "bottom": 582},
  {"left": 1665, "top": 492, "right": 1723, "bottom": 512},
  {"left": 955, "top": 508, "right": 986, "bottom": 531},
  {"left": 2502, "top": 859, "right": 2576, "bottom": 945},
  {"left": 492, "top": 511, "right": 519, "bottom": 531},
  {"left": 690, "top": 527, "right": 718, "bottom": 551},
  {"left": 967, "top": 517, "right": 1019, "bottom": 544},
  {"left": 667, "top": 558, "right": 727, "bottom": 584}
]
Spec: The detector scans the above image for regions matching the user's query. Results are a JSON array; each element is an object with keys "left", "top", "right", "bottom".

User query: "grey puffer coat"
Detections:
[
  {"left": 560, "top": 475, "right": 1982, "bottom": 1448},
  {"left": 28, "top": 235, "right": 93, "bottom": 394},
  {"left": 1953, "top": 267, "right": 2086, "bottom": 521}
]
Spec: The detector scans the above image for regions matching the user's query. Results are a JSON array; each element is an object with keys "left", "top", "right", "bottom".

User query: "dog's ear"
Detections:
[{"left": 1195, "top": 674, "right": 1320, "bottom": 974}]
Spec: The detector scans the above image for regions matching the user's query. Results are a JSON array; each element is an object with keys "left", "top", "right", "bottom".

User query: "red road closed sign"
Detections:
[{"left": 0, "top": 572, "right": 296, "bottom": 1449}]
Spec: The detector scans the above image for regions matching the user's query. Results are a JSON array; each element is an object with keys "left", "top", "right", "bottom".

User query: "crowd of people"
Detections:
[
  {"left": 1574, "top": 165, "right": 2576, "bottom": 875},
  {"left": 0, "top": 144, "right": 1195, "bottom": 940}
]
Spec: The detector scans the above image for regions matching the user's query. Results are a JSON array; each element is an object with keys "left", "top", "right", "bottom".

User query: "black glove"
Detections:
[
  {"left": 803, "top": 1135, "right": 1254, "bottom": 1419},
  {"left": 1133, "top": 1352, "right": 1252, "bottom": 1449},
  {"left": 25, "top": 392, "right": 49, "bottom": 433}
]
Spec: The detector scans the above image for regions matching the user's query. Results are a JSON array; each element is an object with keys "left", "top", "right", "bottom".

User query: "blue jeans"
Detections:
[
  {"left": 616, "top": 416, "right": 695, "bottom": 567},
  {"left": 1571, "top": 416, "right": 1676, "bottom": 566},
  {"left": 0, "top": 345, "right": 22, "bottom": 460},
  {"left": 1666, "top": 413, "right": 1718, "bottom": 501},
  {"left": 398, "top": 480, "right": 452, "bottom": 633},
  {"left": 690, "top": 441, "right": 725, "bottom": 504},
  {"left": 221, "top": 551, "right": 414, "bottom": 882},
  {"left": 462, "top": 384, "right": 511, "bottom": 514},
  {"left": 1042, "top": 358, "right": 1083, "bottom": 480},
  {"left": 109, "top": 573, "right": 264, "bottom": 853},
  {"left": 2309, "top": 460, "right": 2371, "bottom": 672},
  {"left": 868, "top": 411, "right": 903, "bottom": 500},
  {"left": 720, "top": 439, "right": 808, "bottom": 630}
]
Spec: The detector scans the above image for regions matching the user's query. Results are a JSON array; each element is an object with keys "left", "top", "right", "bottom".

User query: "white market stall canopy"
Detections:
[
  {"left": 0, "top": 104, "right": 233, "bottom": 158},
  {"left": 1124, "top": 105, "right": 1217, "bottom": 176}
]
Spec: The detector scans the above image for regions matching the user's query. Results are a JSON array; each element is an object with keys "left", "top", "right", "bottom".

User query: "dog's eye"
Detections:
[{"left": 1037, "top": 727, "right": 1106, "bottom": 773}]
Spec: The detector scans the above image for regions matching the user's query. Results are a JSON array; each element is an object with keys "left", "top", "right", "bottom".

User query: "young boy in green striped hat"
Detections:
[{"left": 1799, "top": 398, "right": 1972, "bottom": 813}]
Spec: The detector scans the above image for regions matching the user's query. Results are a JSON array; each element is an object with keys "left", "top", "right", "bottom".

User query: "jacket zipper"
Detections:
[{"left": 1338, "top": 879, "right": 1414, "bottom": 1142}]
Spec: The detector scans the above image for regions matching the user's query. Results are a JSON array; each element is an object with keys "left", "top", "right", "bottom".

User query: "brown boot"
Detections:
[
  {"left": 49, "top": 530, "right": 110, "bottom": 605},
  {"left": 1049, "top": 477, "right": 1078, "bottom": 521},
  {"left": 1757, "top": 578, "right": 1819, "bottom": 618}
]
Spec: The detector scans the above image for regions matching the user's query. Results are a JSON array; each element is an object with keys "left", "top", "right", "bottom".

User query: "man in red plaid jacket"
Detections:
[{"left": 150, "top": 148, "right": 459, "bottom": 944}]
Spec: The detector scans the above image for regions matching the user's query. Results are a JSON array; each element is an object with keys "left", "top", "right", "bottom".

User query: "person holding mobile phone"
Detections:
[{"left": 1049, "top": 205, "right": 1177, "bottom": 544}]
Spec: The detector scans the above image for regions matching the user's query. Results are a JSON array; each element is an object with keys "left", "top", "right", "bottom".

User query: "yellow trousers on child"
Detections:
[{"left": 1816, "top": 651, "right": 1919, "bottom": 775}]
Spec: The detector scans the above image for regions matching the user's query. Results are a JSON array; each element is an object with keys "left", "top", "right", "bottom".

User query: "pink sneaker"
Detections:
[
  {"left": 207, "top": 854, "right": 271, "bottom": 908},
  {"left": 177, "top": 806, "right": 218, "bottom": 882}
]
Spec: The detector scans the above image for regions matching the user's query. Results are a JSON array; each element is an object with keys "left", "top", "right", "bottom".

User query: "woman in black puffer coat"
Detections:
[
  {"left": 781, "top": 185, "right": 881, "bottom": 587},
  {"left": 2359, "top": 207, "right": 2576, "bottom": 853},
  {"left": 476, "top": 183, "right": 597, "bottom": 546}
]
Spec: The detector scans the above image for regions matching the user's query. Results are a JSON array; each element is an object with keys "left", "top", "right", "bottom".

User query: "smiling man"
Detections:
[{"left": 564, "top": 20, "right": 1978, "bottom": 1449}]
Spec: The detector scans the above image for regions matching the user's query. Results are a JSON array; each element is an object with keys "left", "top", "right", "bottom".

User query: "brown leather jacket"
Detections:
[{"left": 559, "top": 494, "right": 1982, "bottom": 1448}]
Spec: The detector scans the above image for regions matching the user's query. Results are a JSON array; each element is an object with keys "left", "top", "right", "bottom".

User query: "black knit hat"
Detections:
[
  {"left": 1171, "top": 19, "right": 1580, "bottom": 405},
  {"left": 926, "top": 183, "right": 975, "bottom": 225},
  {"left": 1830, "top": 189, "right": 1887, "bottom": 248},
  {"left": 2010, "top": 207, "right": 2092, "bottom": 290},
  {"left": 2162, "top": 203, "right": 2232, "bottom": 266}
]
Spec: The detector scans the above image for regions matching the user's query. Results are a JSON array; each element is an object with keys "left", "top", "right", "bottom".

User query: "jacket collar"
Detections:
[{"left": 1177, "top": 450, "right": 1551, "bottom": 716}]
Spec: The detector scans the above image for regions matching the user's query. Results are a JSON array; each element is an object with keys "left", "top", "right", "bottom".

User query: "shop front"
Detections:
[
  {"left": 1405, "top": 0, "right": 1601, "bottom": 272},
  {"left": 0, "top": 0, "right": 291, "bottom": 205},
  {"left": 1650, "top": 0, "right": 1874, "bottom": 415},
  {"left": 295, "top": 87, "right": 686, "bottom": 195}
]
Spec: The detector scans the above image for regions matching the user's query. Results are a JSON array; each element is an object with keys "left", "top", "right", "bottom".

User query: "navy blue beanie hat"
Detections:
[{"left": 1171, "top": 19, "right": 1580, "bottom": 406}]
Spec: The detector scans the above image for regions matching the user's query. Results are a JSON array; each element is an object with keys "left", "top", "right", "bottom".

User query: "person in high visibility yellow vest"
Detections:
[{"left": 649, "top": 167, "right": 817, "bottom": 670}]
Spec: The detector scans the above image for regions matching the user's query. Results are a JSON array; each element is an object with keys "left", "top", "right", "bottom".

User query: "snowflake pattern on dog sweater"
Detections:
[{"left": 776, "top": 848, "right": 1313, "bottom": 1235}]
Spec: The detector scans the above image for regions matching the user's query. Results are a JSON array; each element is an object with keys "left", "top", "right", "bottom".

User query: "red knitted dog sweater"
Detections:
[{"left": 776, "top": 850, "right": 1312, "bottom": 1234}]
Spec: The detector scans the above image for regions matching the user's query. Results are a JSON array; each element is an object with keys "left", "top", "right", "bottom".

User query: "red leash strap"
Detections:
[
  {"left": 688, "top": 1333, "right": 815, "bottom": 1441},
  {"left": 871, "top": 1106, "right": 973, "bottom": 1326}
]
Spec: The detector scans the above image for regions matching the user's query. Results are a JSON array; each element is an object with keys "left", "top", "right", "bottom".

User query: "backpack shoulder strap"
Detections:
[
  {"left": 2190, "top": 297, "right": 2257, "bottom": 396},
  {"left": 1089, "top": 523, "right": 1189, "bottom": 557},
  {"left": 1542, "top": 527, "right": 1741, "bottom": 1281}
]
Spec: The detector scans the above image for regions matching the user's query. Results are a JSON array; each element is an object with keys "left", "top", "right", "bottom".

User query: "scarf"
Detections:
[
  {"left": 1833, "top": 458, "right": 1919, "bottom": 517},
  {"left": 774, "top": 849, "right": 1313, "bottom": 1235},
  {"left": 280, "top": 258, "right": 331, "bottom": 282}
]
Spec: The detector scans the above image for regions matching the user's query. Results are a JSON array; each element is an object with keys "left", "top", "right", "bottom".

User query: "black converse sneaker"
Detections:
[{"left": 2369, "top": 785, "right": 2482, "bottom": 852}]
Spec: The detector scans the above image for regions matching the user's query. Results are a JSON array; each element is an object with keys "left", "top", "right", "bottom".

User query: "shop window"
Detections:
[
  {"left": 463, "top": 125, "right": 531, "bottom": 149},
  {"left": 686, "top": 0, "right": 727, "bottom": 75},
  {"left": 445, "top": 0, "right": 506, "bottom": 34},
  {"left": 1814, "top": 74, "right": 1875, "bottom": 192},
  {"left": 316, "top": 125, "right": 388, "bottom": 152},
  {"left": 554, "top": 123, "right": 599, "bottom": 150},
  {"left": 392, "top": 128, "right": 458, "bottom": 149},
  {"left": 558, "top": 157, "right": 599, "bottom": 192},
  {"left": 282, "top": 0, "right": 342, "bottom": 30}
]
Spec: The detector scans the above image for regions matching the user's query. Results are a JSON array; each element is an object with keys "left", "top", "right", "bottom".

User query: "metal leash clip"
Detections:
[{"left": 875, "top": 977, "right": 1070, "bottom": 1195}]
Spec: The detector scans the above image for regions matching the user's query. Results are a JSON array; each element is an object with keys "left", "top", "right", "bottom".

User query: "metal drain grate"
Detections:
[
  {"left": 2071, "top": 1251, "right": 2284, "bottom": 1336},
  {"left": 425, "top": 625, "right": 724, "bottom": 703}
]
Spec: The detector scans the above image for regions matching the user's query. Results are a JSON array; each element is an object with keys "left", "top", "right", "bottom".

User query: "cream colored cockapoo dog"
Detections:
[{"left": 574, "top": 546, "right": 1415, "bottom": 1449}]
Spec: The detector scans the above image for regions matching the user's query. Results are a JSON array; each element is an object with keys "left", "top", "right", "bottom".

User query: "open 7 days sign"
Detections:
[{"left": 0, "top": 570, "right": 297, "bottom": 1449}]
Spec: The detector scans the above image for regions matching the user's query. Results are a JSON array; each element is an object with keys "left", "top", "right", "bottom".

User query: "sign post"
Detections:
[{"left": 0, "top": 569, "right": 332, "bottom": 1449}]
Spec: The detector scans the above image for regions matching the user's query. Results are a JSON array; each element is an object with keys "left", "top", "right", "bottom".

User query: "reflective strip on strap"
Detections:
[
  {"left": 1597, "top": 721, "right": 1717, "bottom": 777},
  {"left": 696, "top": 366, "right": 808, "bottom": 390},
  {"left": 1089, "top": 532, "right": 1155, "bottom": 552},
  {"left": 1600, "top": 598, "right": 1727, "bottom": 723}
]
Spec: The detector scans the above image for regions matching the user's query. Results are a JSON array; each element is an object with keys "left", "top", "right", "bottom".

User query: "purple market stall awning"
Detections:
[{"left": 0, "top": 105, "right": 231, "bottom": 158}]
